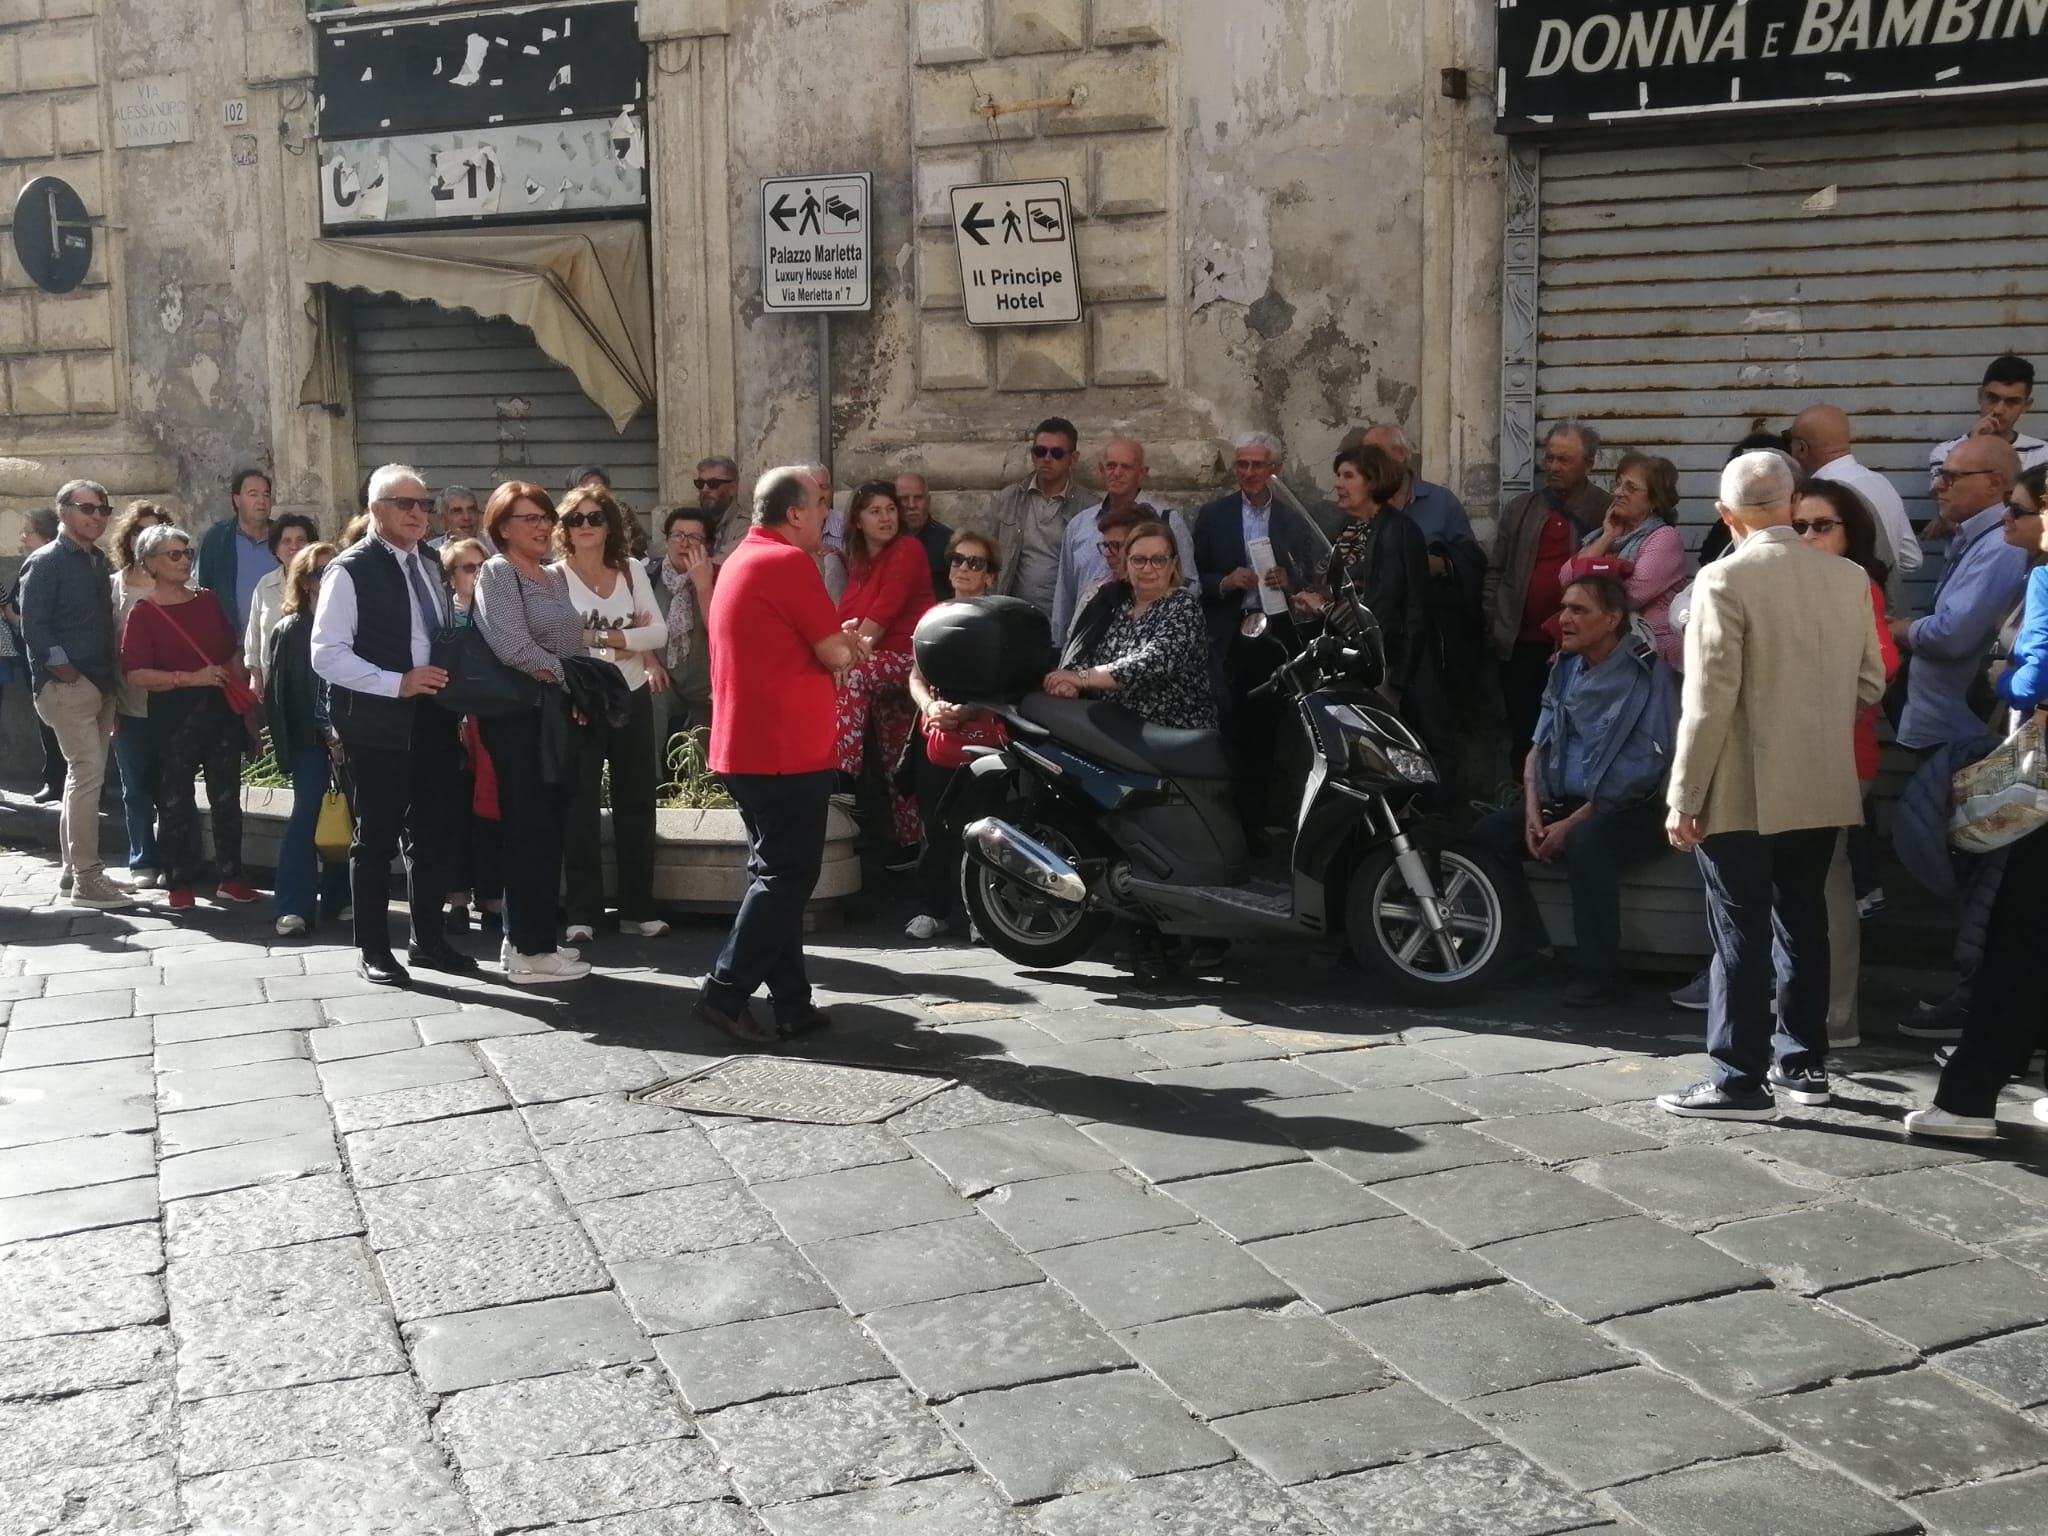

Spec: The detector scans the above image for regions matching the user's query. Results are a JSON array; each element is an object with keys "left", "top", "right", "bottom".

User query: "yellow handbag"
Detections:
[{"left": 314, "top": 768, "right": 353, "bottom": 862}]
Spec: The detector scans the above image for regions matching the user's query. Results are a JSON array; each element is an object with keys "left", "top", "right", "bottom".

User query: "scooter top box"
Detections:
[{"left": 914, "top": 596, "right": 1052, "bottom": 704}]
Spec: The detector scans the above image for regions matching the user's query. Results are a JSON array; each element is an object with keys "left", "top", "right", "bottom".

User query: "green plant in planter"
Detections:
[
  {"left": 658, "top": 730, "right": 733, "bottom": 810},
  {"left": 239, "top": 732, "right": 292, "bottom": 790}
]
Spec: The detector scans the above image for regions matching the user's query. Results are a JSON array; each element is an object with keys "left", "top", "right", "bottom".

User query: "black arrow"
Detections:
[
  {"left": 959, "top": 201, "right": 995, "bottom": 246},
  {"left": 769, "top": 192, "right": 796, "bottom": 232}
]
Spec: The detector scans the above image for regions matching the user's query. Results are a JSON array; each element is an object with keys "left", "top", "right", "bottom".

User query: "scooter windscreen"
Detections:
[{"left": 1319, "top": 572, "right": 1389, "bottom": 686}]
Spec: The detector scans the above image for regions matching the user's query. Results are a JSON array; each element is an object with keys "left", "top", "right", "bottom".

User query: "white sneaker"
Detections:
[
  {"left": 275, "top": 915, "right": 308, "bottom": 937},
  {"left": 507, "top": 949, "right": 591, "bottom": 985},
  {"left": 70, "top": 871, "right": 131, "bottom": 910},
  {"left": 2034, "top": 1099, "right": 2048, "bottom": 1128},
  {"left": 904, "top": 914, "right": 946, "bottom": 940},
  {"left": 621, "top": 919, "right": 669, "bottom": 938},
  {"left": 566, "top": 924, "right": 596, "bottom": 945},
  {"left": 132, "top": 868, "right": 161, "bottom": 890},
  {"left": 1903, "top": 1106, "right": 1998, "bottom": 1141},
  {"left": 502, "top": 940, "right": 580, "bottom": 965}
]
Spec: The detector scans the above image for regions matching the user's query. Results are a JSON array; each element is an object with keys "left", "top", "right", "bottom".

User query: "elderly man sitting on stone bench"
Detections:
[{"left": 1472, "top": 574, "right": 1681, "bottom": 1006}]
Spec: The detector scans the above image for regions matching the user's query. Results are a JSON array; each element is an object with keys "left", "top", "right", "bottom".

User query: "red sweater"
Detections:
[
  {"left": 1858, "top": 578, "right": 1901, "bottom": 783},
  {"left": 839, "top": 536, "right": 933, "bottom": 655}
]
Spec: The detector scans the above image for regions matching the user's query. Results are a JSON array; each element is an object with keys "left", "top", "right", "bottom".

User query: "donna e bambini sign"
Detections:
[{"left": 1495, "top": 0, "right": 2048, "bottom": 128}]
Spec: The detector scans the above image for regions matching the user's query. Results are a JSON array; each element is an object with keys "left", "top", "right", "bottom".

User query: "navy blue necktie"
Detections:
[{"left": 404, "top": 551, "right": 445, "bottom": 640}]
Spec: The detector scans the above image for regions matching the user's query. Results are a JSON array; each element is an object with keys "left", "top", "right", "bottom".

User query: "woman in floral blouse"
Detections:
[{"left": 1043, "top": 522, "right": 1217, "bottom": 731}]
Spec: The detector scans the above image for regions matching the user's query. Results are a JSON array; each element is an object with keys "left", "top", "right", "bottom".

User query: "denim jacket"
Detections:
[{"left": 1533, "top": 633, "right": 1679, "bottom": 813}]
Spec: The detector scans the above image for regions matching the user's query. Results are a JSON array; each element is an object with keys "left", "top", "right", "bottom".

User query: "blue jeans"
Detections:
[
  {"left": 706, "top": 771, "right": 833, "bottom": 1023},
  {"left": 112, "top": 714, "right": 157, "bottom": 870},
  {"left": 274, "top": 749, "right": 330, "bottom": 922},
  {"left": 1472, "top": 801, "right": 1667, "bottom": 979}
]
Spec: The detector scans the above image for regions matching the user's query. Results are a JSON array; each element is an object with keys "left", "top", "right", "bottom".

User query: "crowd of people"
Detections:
[{"left": 6, "top": 355, "right": 2047, "bottom": 1129}]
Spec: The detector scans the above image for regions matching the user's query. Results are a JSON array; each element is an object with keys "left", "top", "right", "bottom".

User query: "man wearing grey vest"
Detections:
[{"left": 311, "top": 464, "right": 476, "bottom": 987}]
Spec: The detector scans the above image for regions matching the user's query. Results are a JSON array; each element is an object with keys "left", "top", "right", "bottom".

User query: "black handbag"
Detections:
[{"left": 430, "top": 623, "right": 544, "bottom": 717}]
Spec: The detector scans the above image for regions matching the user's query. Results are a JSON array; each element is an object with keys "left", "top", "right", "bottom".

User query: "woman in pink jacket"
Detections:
[{"left": 1560, "top": 452, "right": 1691, "bottom": 670}]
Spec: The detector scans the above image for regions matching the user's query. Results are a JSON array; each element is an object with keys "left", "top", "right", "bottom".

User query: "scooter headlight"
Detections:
[{"left": 1384, "top": 746, "right": 1436, "bottom": 784}]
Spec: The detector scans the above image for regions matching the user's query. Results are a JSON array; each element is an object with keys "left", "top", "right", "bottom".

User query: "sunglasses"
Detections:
[
  {"left": 160, "top": 548, "right": 194, "bottom": 562},
  {"left": 1791, "top": 517, "right": 1841, "bottom": 536},
  {"left": 61, "top": 499, "right": 109, "bottom": 514},
  {"left": 1029, "top": 445, "right": 1070, "bottom": 460},
  {"left": 949, "top": 553, "right": 990, "bottom": 572},
  {"left": 692, "top": 477, "right": 735, "bottom": 491},
  {"left": 450, "top": 561, "right": 484, "bottom": 575},
  {"left": 2007, "top": 502, "right": 2038, "bottom": 518},
  {"left": 561, "top": 511, "right": 609, "bottom": 529},
  {"left": 377, "top": 496, "right": 434, "bottom": 513}
]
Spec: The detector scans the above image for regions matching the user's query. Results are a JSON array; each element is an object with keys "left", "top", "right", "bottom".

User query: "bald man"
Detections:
[
  {"left": 895, "top": 472, "right": 953, "bottom": 600},
  {"left": 1788, "top": 405, "right": 1919, "bottom": 580},
  {"left": 1892, "top": 435, "right": 2027, "bottom": 752},
  {"left": 1050, "top": 438, "right": 1198, "bottom": 636}
]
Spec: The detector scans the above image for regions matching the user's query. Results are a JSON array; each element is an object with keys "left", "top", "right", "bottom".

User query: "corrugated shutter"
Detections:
[
  {"left": 1535, "top": 117, "right": 2048, "bottom": 591},
  {"left": 350, "top": 293, "right": 659, "bottom": 517}
]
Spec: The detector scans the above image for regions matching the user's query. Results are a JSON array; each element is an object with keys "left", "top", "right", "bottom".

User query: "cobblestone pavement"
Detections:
[{"left": 2, "top": 842, "right": 2046, "bottom": 1536}]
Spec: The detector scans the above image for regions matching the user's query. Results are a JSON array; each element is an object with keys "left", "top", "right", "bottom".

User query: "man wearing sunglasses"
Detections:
[
  {"left": 312, "top": 463, "right": 475, "bottom": 987},
  {"left": 1891, "top": 436, "right": 2027, "bottom": 755},
  {"left": 18, "top": 481, "right": 127, "bottom": 907},
  {"left": 989, "top": 417, "right": 1087, "bottom": 612},
  {"left": 1926, "top": 356, "right": 2048, "bottom": 533}
]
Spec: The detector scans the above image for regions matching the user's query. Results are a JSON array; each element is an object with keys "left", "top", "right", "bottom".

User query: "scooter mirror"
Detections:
[{"left": 1239, "top": 612, "right": 1268, "bottom": 640}]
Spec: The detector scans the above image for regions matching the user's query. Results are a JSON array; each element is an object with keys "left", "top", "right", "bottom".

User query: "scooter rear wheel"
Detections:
[
  {"left": 960, "top": 808, "right": 1111, "bottom": 968},
  {"left": 1347, "top": 842, "right": 1517, "bottom": 1004}
]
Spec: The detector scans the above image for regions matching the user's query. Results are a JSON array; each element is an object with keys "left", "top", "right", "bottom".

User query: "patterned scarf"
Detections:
[{"left": 657, "top": 560, "right": 699, "bottom": 670}]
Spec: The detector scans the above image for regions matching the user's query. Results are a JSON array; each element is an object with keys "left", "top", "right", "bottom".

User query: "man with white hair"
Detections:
[
  {"left": 1192, "top": 432, "right": 1329, "bottom": 826},
  {"left": 312, "top": 463, "right": 475, "bottom": 988},
  {"left": 1658, "top": 451, "right": 1886, "bottom": 1121},
  {"left": 429, "top": 486, "right": 491, "bottom": 554}
]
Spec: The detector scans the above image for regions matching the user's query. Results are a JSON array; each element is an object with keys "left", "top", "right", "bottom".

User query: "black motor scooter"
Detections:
[{"left": 938, "top": 588, "right": 1520, "bottom": 1002}]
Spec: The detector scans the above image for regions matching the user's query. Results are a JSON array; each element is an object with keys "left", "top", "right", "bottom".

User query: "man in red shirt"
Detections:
[
  {"left": 1483, "top": 423, "right": 1607, "bottom": 767},
  {"left": 700, "top": 466, "right": 872, "bottom": 1043}
]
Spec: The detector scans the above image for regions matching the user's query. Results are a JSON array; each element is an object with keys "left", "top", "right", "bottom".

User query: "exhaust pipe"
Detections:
[{"left": 963, "top": 818, "right": 1087, "bottom": 906}]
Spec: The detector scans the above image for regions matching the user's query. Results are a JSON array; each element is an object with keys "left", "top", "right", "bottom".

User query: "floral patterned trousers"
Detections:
[{"left": 835, "top": 649, "right": 920, "bottom": 846}]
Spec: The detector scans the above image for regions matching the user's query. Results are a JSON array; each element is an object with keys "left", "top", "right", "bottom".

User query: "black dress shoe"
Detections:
[
  {"left": 773, "top": 1003, "right": 833, "bottom": 1038},
  {"left": 407, "top": 942, "right": 481, "bottom": 976},
  {"left": 359, "top": 953, "right": 413, "bottom": 988},
  {"left": 32, "top": 787, "right": 61, "bottom": 805}
]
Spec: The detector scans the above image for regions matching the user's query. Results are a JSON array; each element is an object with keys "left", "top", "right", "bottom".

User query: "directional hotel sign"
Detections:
[
  {"left": 761, "top": 172, "right": 871, "bottom": 313},
  {"left": 949, "top": 178, "right": 1082, "bottom": 327}
]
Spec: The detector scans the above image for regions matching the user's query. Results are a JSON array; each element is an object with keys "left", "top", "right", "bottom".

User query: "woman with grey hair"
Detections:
[{"left": 117, "top": 523, "right": 258, "bottom": 911}]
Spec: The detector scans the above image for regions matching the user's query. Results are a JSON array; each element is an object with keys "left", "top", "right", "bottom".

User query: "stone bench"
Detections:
[{"left": 1521, "top": 848, "right": 1710, "bottom": 964}]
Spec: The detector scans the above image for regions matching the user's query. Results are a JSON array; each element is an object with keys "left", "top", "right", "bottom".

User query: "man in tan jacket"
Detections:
[{"left": 1659, "top": 452, "right": 1887, "bottom": 1122}]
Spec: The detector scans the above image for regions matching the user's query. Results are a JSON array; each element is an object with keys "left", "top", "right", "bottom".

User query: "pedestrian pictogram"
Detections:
[
  {"left": 949, "top": 178, "right": 1082, "bottom": 327},
  {"left": 761, "top": 171, "right": 870, "bottom": 313}
]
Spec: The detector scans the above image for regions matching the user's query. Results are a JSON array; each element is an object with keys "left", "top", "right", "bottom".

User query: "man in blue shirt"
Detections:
[
  {"left": 1472, "top": 574, "right": 1678, "bottom": 1007},
  {"left": 1892, "top": 435, "right": 2027, "bottom": 753},
  {"left": 195, "top": 467, "right": 277, "bottom": 633}
]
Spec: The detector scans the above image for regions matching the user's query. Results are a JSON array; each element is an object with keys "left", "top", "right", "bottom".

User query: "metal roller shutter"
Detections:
[
  {"left": 1534, "top": 117, "right": 2048, "bottom": 597},
  {"left": 350, "top": 293, "right": 659, "bottom": 519}
]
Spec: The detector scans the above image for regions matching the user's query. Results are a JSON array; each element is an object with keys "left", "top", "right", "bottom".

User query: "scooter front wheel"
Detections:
[
  {"left": 960, "top": 808, "right": 1111, "bottom": 968},
  {"left": 1347, "top": 842, "right": 1518, "bottom": 1004}
]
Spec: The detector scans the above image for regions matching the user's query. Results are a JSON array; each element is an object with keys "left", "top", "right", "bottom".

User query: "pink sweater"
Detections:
[{"left": 1562, "top": 521, "right": 1688, "bottom": 671}]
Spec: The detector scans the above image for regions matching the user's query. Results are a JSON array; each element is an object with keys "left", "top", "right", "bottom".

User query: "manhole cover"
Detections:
[{"left": 632, "top": 1056, "right": 954, "bottom": 1125}]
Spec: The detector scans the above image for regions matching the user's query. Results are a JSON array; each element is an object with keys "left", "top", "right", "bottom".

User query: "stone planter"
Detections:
[{"left": 210, "top": 790, "right": 861, "bottom": 917}]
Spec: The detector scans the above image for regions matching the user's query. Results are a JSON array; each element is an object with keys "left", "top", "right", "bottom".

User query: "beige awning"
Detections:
[{"left": 301, "top": 221, "right": 655, "bottom": 432}]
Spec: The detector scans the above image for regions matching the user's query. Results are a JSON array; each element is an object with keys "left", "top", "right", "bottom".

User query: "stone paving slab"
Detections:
[
  {"left": 405, "top": 1292, "right": 656, "bottom": 1394},
  {"left": 1248, "top": 1216, "right": 1496, "bottom": 1312},
  {"left": 1289, "top": 1442, "right": 1600, "bottom": 1536},
  {"left": 703, "top": 1119, "right": 909, "bottom": 1184},
  {"left": 0, "top": 1457, "right": 181, "bottom": 1536},
  {"left": 698, "top": 1379, "right": 969, "bottom": 1505},
  {"left": 1600, "top": 1288, "right": 1916, "bottom": 1400},
  {"left": 801, "top": 1216, "right": 1041, "bottom": 1314},
  {"left": 318, "top": 1042, "right": 483, "bottom": 1101},
  {"left": 175, "top": 1374, "right": 431, "bottom": 1477},
  {"left": 976, "top": 1168, "right": 1194, "bottom": 1251},
  {"left": 936, "top": 1370, "right": 1232, "bottom": 1504},
  {"left": 0, "top": 1129, "right": 154, "bottom": 1199},
  {"left": 865, "top": 1283, "right": 1128, "bottom": 1401},
  {"left": 0, "top": 1175, "right": 158, "bottom": 1243},
  {"left": 159, "top": 1128, "right": 343, "bottom": 1201},
  {"left": 1750, "top": 1367, "right": 2048, "bottom": 1496},
  {"left": 1467, "top": 1366, "right": 1780, "bottom": 1491},
  {"left": 1216, "top": 1381, "right": 1492, "bottom": 1485},
  {"left": 1705, "top": 1205, "right": 1978, "bottom": 1294},
  {"left": 174, "top": 1309, "right": 406, "bottom": 1401},
  {"left": 1374, "top": 1160, "right": 1635, "bottom": 1247},
  {"left": 654, "top": 1307, "right": 894, "bottom": 1410},
  {"left": 181, "top": 1444, "right": 471, "bottom": 1535},
  {"left": 163, "top": 1171, "right": 363, "bottom": 1257},
  {"left": 466, "top": 1438, "right": 731, "bottom": 1533},
  {"left": 1910, "top": 1466, "right": 2048, "bottom": 1535},
  {"left": 759, "top": 1471, "right": 1032, "bottom": 1535},
  {"left": 1118, "top": 1305, "right": 1388, "bottom": 1418},
  {"left": 1335, "top": 1284, "right": 1629, "bottom": 1400},
  {"left": 614, "top": 1242, "right": 838, "bottom": 1336},
  {"left": 1037, "top": 1224, "right": 1295, "bottom": 1329},
  {"left": 1938, "top": 1324, "right": 2048, "bottom": 1410},
  {"left": 358, "top": 1162, "right": 574, "bottom": 1248},
  {"left": 167, "top": 1235, "right": 383, "bottom": 1320},
  {"left": 1480, "top": 1217, "right": 1765, "bottom": 1322},
  {"left": 1604, "top": 1453, "right": 1921, "bottom": 1536},
  {"left": 1569, "top": 1144, "right": 1823, "bottom": 1228},
  {"left": 1826, "top": 1256, "right": 2048, "bottom": 1349},
  {"left": 436, "top": 1362, "right": 693, "bottom": 1469},
  {"left": 158, "top": 1094, "right": 330, "bottom": 1154},
  {"left": 0, "top": 1322, "right": 169, "bottom": 1400},
  {"left": 544, "top": 1128, "right": 733, "bottom": 1203},
  {"left": 331, "top": 1075, "right": 515, "bottom": 1133},
  {"left": 376, "top": 1223, "right": 610, "bottom": 1319}
]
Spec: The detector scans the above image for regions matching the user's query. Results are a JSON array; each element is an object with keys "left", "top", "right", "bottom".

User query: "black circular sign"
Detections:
[{"left": 14, "top": 177, "right": 93, "bottom": 295}]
